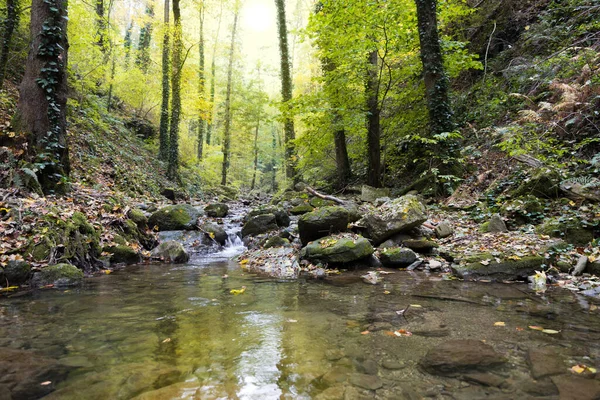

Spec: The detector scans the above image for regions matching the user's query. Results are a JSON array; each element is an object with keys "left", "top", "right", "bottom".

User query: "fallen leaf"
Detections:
[
  {"left": 529, "top": 325, "right": 544, "bottom": 331},
  {"left": 409, "top": 304, "right": 422, "bottom": 308},
  {"left": 571, "top": 365, "right": 586, "bottom": 374},
  {"left": 162, "top": 338, "right": 171, "bottom": 343},
  {"left": 542, "top": 329, "right": 560, "bottom": 334},
  {"left": 287, "top": 319, "right": 297, "bottom": 323},
  {"left": 383, "top": 290, "right": 390, "bottom": 295},
  {"left": 40, "top": 381, "right": 52, "bottom": 386},
  {"left": 361, "top": 330, "right": 370, "bottom": 335},
  {"left": 494, "top": 321, "right": 506, "bottom": 327}
]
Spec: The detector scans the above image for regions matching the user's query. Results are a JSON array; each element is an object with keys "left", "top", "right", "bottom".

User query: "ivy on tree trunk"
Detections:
[
  {"left": 0, "top": 0, "right": 20, "bottom": 89},
  {"left": 197, "top": 3, "right": 206, "bottom": 161},
  {"left": 158, "top": 0, "right": 170, "bottom": 161},
  {"left": 366, "top": 49, "right": 381, "bottom": 188},
  {"left": 167, "top": 0, "right": 182, "bottom": 180}
]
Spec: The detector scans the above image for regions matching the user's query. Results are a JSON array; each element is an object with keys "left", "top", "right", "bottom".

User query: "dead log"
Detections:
[{"left": 305, "top": 186, "right": 346, "bottom": 205}]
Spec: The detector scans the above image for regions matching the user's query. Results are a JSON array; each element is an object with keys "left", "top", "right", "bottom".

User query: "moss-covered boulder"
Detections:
[
  {"left": 148, "top": 205, "right": 201, "bottom": 231},
  {"left": 242, "top": 214, "right": 278, "bottom": 237},
  {"left": 451, "top": 253, "right": 544, "bottom": 281},
  {"left": 309, "top": 197, "right": 337, "bottom": 208},
  {"left": 402, "top": 239, "right": 438, "bottom": 253},
  {"left": 360, "top": 185, "right": 391, "bottom": 203},
  {"left": 33, "top": 263, "right": 84, "bottom": 287},
  {"left": 300, "top": 233, "right": 374, "bottom": 264},
  {"left": 359, "top": 195, "right": 427, "bottom": 244},
  {"left": 245, "top": 206, "right": 290, "bottom": 227},
  {"left": 204, "top": 203, "right": 229, "bottom": 218},
  {"left": 379, "top": 247, "right": 417, "bottom": 267},
  {"left": 500, "top": 196, "right": 545, "bottom": 225},
  {"left": 199, "top": 222, "right": 228, "bottom": 245},
  {"left": 127, "top": 208, "right": 148, "bottom": 229},
  {"left": 298, "top": 206, "right": 349, "bottom": 245},
  {"left": 512, "top": 168, "right": 561, "bottom": 199},
  {"left": 271, "top": 190, "right": 307, "bottom": 206},
  {"left": 1, "top": 259, "right": 31, "bottom": 284},
  {"left": 264, "top": 236, "right": 291, "bottom": 249},
  {"left": 151, "top": 241, "right": 189, "bottom": 263},
  {"left": 290, "top": 204, "right": 314, "bottom": 215},
  {"left": 536, "top": 217, "right": 594, "bottom": 246},
  {"left": 105, "top": 245, "right": 141, "bottom": 265}
]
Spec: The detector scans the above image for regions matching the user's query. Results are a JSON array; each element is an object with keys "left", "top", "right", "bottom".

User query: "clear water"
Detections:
[{"left": 2, "top": 250, "right": 600, "bottom": 399}]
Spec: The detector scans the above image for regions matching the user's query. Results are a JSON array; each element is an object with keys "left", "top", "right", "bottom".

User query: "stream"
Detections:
[{"left": 1, "top": 210, "right": 600, "bottom": 399}]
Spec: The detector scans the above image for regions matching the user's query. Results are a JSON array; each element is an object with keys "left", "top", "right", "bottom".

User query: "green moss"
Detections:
[
  {"left": 105, "top": 245, "right": 140, "bottom": 265},
  {"left": 300, "top": 234, "right": 374, "bottom": 263},
  {"left": 127, "top": 208, "right": 148, "bottom": 228},
  {"left": 148, "top": 205, "right": 201, "bottom": 231},
  {"left": 536, "top": 217, "right": 594, "bottom": 246},
  {"left": 479, "top": 221, "right": 491, "bottom": 232},
  {"left": 290, "top": 204, "right": 314, "bottom": 215},
  {"left": 36, "top": 263, "right": 84, "bottom": 286}
]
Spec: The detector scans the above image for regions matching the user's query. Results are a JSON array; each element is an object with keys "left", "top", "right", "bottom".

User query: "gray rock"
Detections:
[
  {"left": 148, "top": 205, "right": 201, "bottom": 231},
  {"left": 359, "top": 195, "right": 427, "bottom": 244},
  {"left": 315, "top": 386, "right": 346, "bottom": 400},
  {"left": 106, "top": 245, "right": 141, "bottom": 265},
  {"left": 360, "top": 185, "right": 391, "bottom": 203},
  {"left": 199, "top": 222, "right": 227, "bottom": 245},
  {"left": 488, "top": 214, "right": 508, "bottom": 233},
  {"left": 32, "top": 263, "right": 84, "bottom": 287},
  {"left": 527, "top": 348, "right": 565, "bottom": 380},
  {"left": 435, "top": 221, "right": 454, "bottom": 238},
  {"left": 300, "top": 233, "right": 374, "bottom": 264},
  {"left": 381, "top": 359, "right": 406, "bottom": 370},
  {"left": 451, "top": 254, "right": 544, "bottom": 281},
  {"left": 419, "top": 339, "right": 506, "bottom": 376},
  {"left": 350, "top": 373, "right": 383, "bottom": 390},
  {"left": 298, "top": 206, "right": 349, "bottom": 245},
  {"left": 204, "top": 203, "right": 229, "bottom": 218},
  {"left": 551, "top": 375, "right": 600, "bottom": 400},
  {"left": 242, "top": 247, "right": 299, "bottom": 278},
  {"left": 379, "top": 247, "right": 417, "bottom": 267},
  {"left": 151, "top": 241, "right": 189, "bottom": 263},
  {"left": 2, "top": 259, "right": 31, "bottom": 284},
  {"left": 263, "top": 236, "right": 290, "bottom": 249},
  {"left": 245, "top": 206, "right": 290, "bottom": 227},
  {"left": 242, "top": 214, "right": 278, "bottom": 237}
]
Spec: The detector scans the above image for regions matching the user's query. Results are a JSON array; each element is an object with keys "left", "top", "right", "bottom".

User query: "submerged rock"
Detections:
[
  {"left": 451, "top": 254, "right": 544, "bottom": 281},
  {"left": 298, "top": 206, "right": 349, "bottom": 245},
  {"left": 241, "top": 214, "right": 278, "bottom": 237},
  {"left": 32, "top": 263, "right": 84, "bottom": 287},
  {"left": 151, "top": 241, "right": 189, "bottom": 263},
  {"left": 300, "top": 233, "right": 374, "bottom": 264},
  {"left": 204, "top": 203, "right": 229, "bottom": 218},
  {"left": 148, "top": 205, "right": 201, "bottom": 231},
  {"left": 359, "top": 195, "right": 427, "bottom": 244},
  {"left": 420, "top": 340, "right": 506, "bottom": 376},
  {"left": 241, "top": 247, "right": 299, "bottom": 278}
]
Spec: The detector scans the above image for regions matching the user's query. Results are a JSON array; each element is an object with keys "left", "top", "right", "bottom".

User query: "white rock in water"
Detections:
[{"left": 361, "top": 271, "right": 381, "bottom": 285}]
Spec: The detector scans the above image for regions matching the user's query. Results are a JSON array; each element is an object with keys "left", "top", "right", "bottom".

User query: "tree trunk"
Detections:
[
  {"left": 16, "top": 0, "right": 69, "bottom": 194},
  {"left": 158, "top": 0, "right": 170, "bottom": 161},
  {"left": 0, "top": 0, "right": 20, "bottom": 89},
  {"left": 95, "top": 0, "right": 108, "bottom": 53},
  {"left": 333, "top": 127, "right": 351, "bottom": 186},
  {"left": 274, "top": 0, "right": 296, "bottom": 183},
  {"left": 107, "top": 55, "right": 116, "bottom": 110},
  {"left": 136, "top": 4, "right": 154, "bottom": 73},
  {"left": 197, "top": 4, "right": 206, "bottom": 161},
  {"left": 206, "top": 2, "right": 223, "bottom": 147},
  {"left": 250, "top": 122, "right": 259, "bottom": 190},
  {"left": 271, "top": 124, "right": 277, "bottom": 192},
  {"left": 415, "top": 0, "right": 453, "bottom": 136},
  {"left": 366, "top": 49, "right": 381, "bottom": 188},
  {"left": 220, "top": 9, "right": 238, "bottom": 186},
  {"left": 167, "top": 0, "right": 182, "bottom": 180},
  {"left": 123, "top": 20, "right": 133, "bottom": 68}
]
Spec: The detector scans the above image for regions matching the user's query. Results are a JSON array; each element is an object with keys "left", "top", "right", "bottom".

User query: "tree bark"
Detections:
[
  {"left": 0, "top": 0, "right": 20, "bottom": 88},
  {"left": 250, "top": 122, "right": 259, "bottom": 190},
  {"left": 95, "top": 0, "right": 108, "bottom": 53},
  {"left": 206, "top": 2, "right": 223, "bottom": 146},
  {"left": 275, "top": 0, "right": 296, "bottom": 183},
  {"left": 158, "top": 0, "right": 170, "bottom": 161},
  {"left": 16, "top": 0, "right": 69, "bottom": 193},
  {"left": 220, "top": 9, "right": 238, "bottom": 186},
  {"left": 415, "top": 0, "right": 453, "bottom": 136},
  {"left": 167, "top": 0, "right": 182, "bottom": 180},
  {"left": 366, "top": 49, "right": 381, "bottom": 187},
  {"left": 197, "top": 4, "right": 206, "bottom": 161}
]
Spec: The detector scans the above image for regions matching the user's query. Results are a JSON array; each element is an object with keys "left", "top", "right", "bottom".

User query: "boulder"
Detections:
[
  {"left": 300, "top": 233, "right": 374, "bottom": 264},
  {"left": 451, "top": 253, "right": 544, "bottom": 281},
  {"left": 486, "top": 214, "right": 508, "bottom": 233},
  {"left": 263, "top": 236, "right": 290, "bottom": 249},
  {"left": 298, "top": 206, "right": 349, "bottom": 245},
  {"left": 106, "top": 245, "right": 141, "bottom": 265},
  {"left": 309, "top": 197, "right": 337, "bottom": 208},
  {"left": 199, "top": 222, "right": 228, "bottom": 245},
  {"left": 204, "top": 203, "right": 229, "bottom": 218},
  {"left": 241, "top": 247, "right": 299, "bottom": 278},
  {"left": 500, "top": 196, "right": 545, "bottom": 225},
  {"left": 359, "top": 195, "right": 427, "bottom": 244},
  {"left": 420, "top": 339, "right": 506, "bottom": 376},
  {"left": 245, "top": 206, "right": 290, "bottom": 227},
  {"left": 148, "top": 205, "right": 201, "bottom": 231},
  {"left": 560, "top": 177, "right": 600, "bottom": 202},
  {"left": 360, "top": 185, "right": 391, "bottom": 203},
  {"left": 434, "top": 221, "right": 454, "bottom": 238},
  {"left": 2, "top": 259, "right": 31, "bottom": 284},
  {"left": 379, "top": 247, "right": 417, "bottom": 267},
  {"left": 536, "top": 216, "right": 594, "bottom": 246},
  {"left": 551, "top": 375, "right": 600, "bottom": 400},
  {"left": 127, "top": 208, "right": 148, "bottom": 229},
  {"left": 402, "top": 239, "right": 438, "bottom": 253},
  {"left": 151, "top": 241, "right": 189, "bottom": 263},
  {"left": 242, "top": 214, "right": 278, "bottom": 237},
  {"left": 512, "top": 167, "right": 561, "bottom": 198},
  {"left": 290, "top": 204, "right": 314, "bottom": 215},
  {"left": 32, "top": 263, "right": 84, "bottom": 287},
  {"left": 160, "top": 188, "right": 187, "bottom": 201}
]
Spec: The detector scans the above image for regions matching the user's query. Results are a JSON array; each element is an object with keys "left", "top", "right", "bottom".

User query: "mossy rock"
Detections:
[
  {"left": 204, "top": 203, "right": 229, "bottom": 218},
  {"left": 360, "top": 185, "right": 391, "bottom": 203},
  {"left": 71, "top": 212, "right": 95, "bottom": 235},
  {"left": 14, "top": 167, "right": 43, "bottom": 196},
  {"left": 500, "top": 196, "right": 545, "bottom": 225},
  {"left": 148, "top": 205, "right": 201, "bottom": 231},
  {"left": 127, "top": 208, "right": 148, "bottom": 229},
  {"left": 512, "top": 168, "right": 561, "bottom": 199},
  {"left": 290, "top": 204, "right": 314, "bottom": 215},
  {"left": 379, "top": 247, "right": 417, "bottom": 267},
  {"left": 309, "top": 197, "right": 337, "bottom": 208},
  {"left": 300, "top": 233, "right": 374, "bottom": 264},
  {"left": 105, "top": 245, "right": 141, "bottom": 265},
  {"left": 1, "top": 259, "right": 31, "bottom": 284},
  {"left": 360, "top": 195, "right": 427, "bottom": 244},
  {"left": 264, "top": 236, "right": 291, "bottom": 249},
  {"left": 536, "top": 217, "right": 594, "bottom": 246},
  {"left": 451, "top": 255, "right": 544, "bottom": 281},
  {"left": 199, "top": 222, "right": 228, "bottom": 245},
  {"left": 479, "top": 221, "right": 491, "bottom": 233},
  {"left": 150, "top": 241, "right": 189, "bottom": 263},
  {"left": 271, "top": 191, "right": 307, "bottom": 205},
  {"left": 245, "top": 206, "right": 290, "bottom": 227},
  {"left": 402, "top": 239, "right": 438, "bottom": 253},
  {"left": 242, "top": 214, "right": 278, "bottom": 237},
  {"left": 298, "top": 206, "right": 349, "bottom": 245},
  {"left": 33, "top": 263, "right": 84, "bottom": 287}
]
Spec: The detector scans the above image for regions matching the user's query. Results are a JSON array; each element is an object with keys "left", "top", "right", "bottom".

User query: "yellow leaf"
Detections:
[
  {"left": 494, "top": 321, "right": 506, "bottom": 327},
  {"left": 383, "top": 290, "right": 390, "bottom": 295},
  {"left": 571, "top": 365, "right": 585, "bottom": 374},
  {"left": 239, "top": 259, "right": 249, "bottom": 265},
  {"left": 0, "top": 286, "right": 19, "bottom": 292},
  {"left": 542, "top": 329, "right": 560, "bottom": 334},
  {"left": 409, "top": 304, "right": 422, "bottom": 308},
  {"left": 230, "top": 286, "right": 246, "bottom": 295},
  {"left": 209, "top": 232, "right": 215, "bottom": 239},
  {"left": 361, "top": 330, "right": 370, "bottom": 335},
  {"left": 569, "top": 201, "right": 576, "bottom": 206},
  {"left": 162, "top": 338, "right": 171, "bottom": 343},
  {"left": 529, "top": 325, "right": 544, "bottom": 331}
]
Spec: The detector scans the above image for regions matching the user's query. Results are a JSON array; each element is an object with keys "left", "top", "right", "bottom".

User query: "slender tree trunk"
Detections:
[
  {"left": 107, "top": 56, "right": 116, "bottom": 110},
  {"left": 16, "top": 0, "right": 69, "bottom": 193},
  {"left": 158, "top": 0, "right": 170, "bottom": 161},
  {"left": 271, "top": 124, "right": 277, "bottom": 192},
  {"left": 220, "top": 9, "right": 238, "bottom": 186},
  {"left": 0, "top": 0, "right": 20, "bottom": 88},
  {"left": 167, "top": 0, "right": 182, "bottom": 180},
  {"left": 250, "top": 122, "right": 259, "bottom": 190},
  {"left": 366, "top": 49, "right": 381, "bottom": 187},
  {"left": 333, "top": 126, "right": 351, "bottom": 186},
  {"left": 415, "top": 0, "right": 453, "bottom": 136},
  {"left": 197, "top": 4, "right": 206, "bottom": 161},
  {"left": 95, "top": 0, "right": 108, "bottom": 53},
  {"left": 136, "top": 4, "right": 154, "bottom": 73},
  {"left": 274, "top": 0, "right": 296, "bottom": 183},
  {"left": 123, "top": 20, "right": 133, "bottom": 68},
  {"left": 206, "top": 2, "right": 223, "bottom": 146}
]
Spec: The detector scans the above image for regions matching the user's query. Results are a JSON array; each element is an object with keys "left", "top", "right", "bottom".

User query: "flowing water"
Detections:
[{"left": 2, "top": 226, "right": 600, "bottom": 399}]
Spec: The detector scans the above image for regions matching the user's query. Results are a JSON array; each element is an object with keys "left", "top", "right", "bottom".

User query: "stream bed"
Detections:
[{"left": 1, "top": 241, "right": 600, "bottom": 399}]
